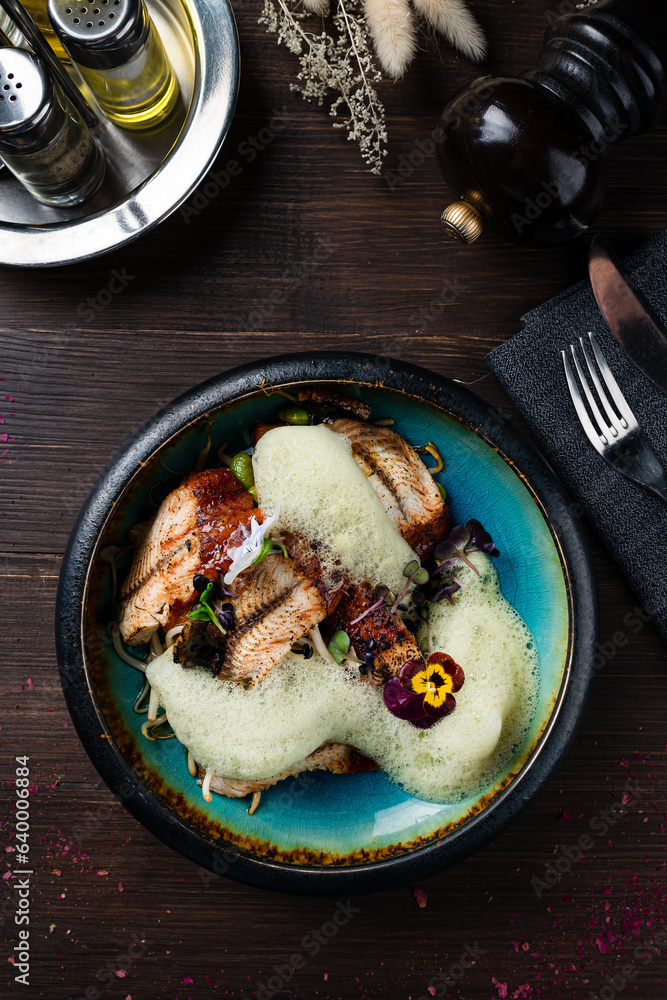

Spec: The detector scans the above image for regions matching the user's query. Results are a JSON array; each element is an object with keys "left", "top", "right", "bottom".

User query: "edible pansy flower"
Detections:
[
  {"left": 223, "top": 507, "right": 279, "bottom": 585},
  {"left": 383, "top": 652, "right": 465, "bottom": 729}
]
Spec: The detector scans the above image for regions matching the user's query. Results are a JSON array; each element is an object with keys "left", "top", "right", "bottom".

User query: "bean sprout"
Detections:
[
  {"left": 202, "top": 769, "right": 213, "bottom": 802},
  {"left": 416, "top": 442, "right": 444, "bottom": 475},
  {"left": 147, "top": 685, "right": 159, "bottom": 723},
  {"left": 249, "top": 791, "right": 262, "bottom": 815},
  {"left": 194, "top": 422, "right": 212, "bottom": 471},
  {"left": 308, "top": 626, "right": 336, "bottom": 664},
  {"left": 187, "top": 751, "right": 197, "bottom": 776}
]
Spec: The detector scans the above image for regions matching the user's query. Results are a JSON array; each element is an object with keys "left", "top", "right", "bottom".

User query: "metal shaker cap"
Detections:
[
  {"left": 47, "top": 0, "right": 150, "bottom": 70},
  {"left": 0, "top": 48, "right": 57, "bottom": 155}
]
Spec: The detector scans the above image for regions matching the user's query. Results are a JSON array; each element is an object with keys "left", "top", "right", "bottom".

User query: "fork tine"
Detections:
[
  {"left": 587, "top": 332, "right": 638, "bottom": 429},
  {"left": 561, "top": 350, "right": 606, "bottom": 453},
  {"left": 578, "top": 335, "right": 625, "bottom": 435},
  {"left": 569, "top": 343, "right": 616, "bottom": 442}
]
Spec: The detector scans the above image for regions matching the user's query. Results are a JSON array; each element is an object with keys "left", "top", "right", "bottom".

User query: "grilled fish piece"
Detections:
[
  {"left": 328, "top": 582, "right": 423, "bottom": 683},
  {"left": 280, "top": 530, "right": 347, "bottom": 616},
  {"left": 221, "top": 552, "right": 328, "bottom": 684},
  {"left": 328, "top": 418, "right": 450, "bottom": 557},
  {"left": 297, "top": 386, "right": 371, "bottom": 421},
  {"left": 198, "top": 743, "right": 378, "bottom": 799},
  {"left": 119, "top": 468, "right": 255, "bottom": 646}
]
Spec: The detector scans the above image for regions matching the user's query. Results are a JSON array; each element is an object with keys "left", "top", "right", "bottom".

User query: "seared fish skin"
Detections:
[
  {"left": 221, "top": 552, "right": 327, "bottom": 683},
  {"left": 328, "top": 582, "right": 423, "bottom": 683},
  {"left": 328, "top": 418, "right": 450, "bottom": 557},
  {"left": 119, "top": 469, "right": 255, "bottom": 646},
  {"left": 281, "top": 530, "right": 347, "bottom": 616},
  {"left": 297, "top": 386, "right": 372, "bottom": 421}
]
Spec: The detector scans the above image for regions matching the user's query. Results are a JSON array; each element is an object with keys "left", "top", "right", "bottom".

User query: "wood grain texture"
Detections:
[{"left": 1, "top": 1, "right": 667, "bottom": 998}]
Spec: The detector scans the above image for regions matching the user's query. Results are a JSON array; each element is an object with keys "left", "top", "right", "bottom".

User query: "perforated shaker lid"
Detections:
[
  {"left": 0, "top": 48, "right": 57, "bottom": 155},
  {"left": 47, "top": 0, "right": 150, "bottom": 70}
]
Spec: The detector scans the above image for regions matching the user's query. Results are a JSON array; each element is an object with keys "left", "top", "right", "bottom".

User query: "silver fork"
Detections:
[{"left": 562, "top": 332, "right": 667, "bottom": 503}]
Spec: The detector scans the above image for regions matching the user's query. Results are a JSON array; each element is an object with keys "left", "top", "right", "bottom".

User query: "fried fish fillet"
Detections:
[
  {"left": 220, "top": 552, "right": 328, "bottom": 683},
  {"left": 328, "top": 582, "right": 424, "bottom": 684},
  {"left": 119, "top": 468, "right": 255, "bottom": 646},
  {"left": 328, "top": 418, "right": 450, "bottom": 557},
  {"left": 199, "top": 742, "right": 377, "bottom": 799}
]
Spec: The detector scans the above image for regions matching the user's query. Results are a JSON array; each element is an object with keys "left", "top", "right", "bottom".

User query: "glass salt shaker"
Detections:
[
  {"left": 47, "top": 0, "right": 180, "bottom": 130},
  {"left": 0, "top": 47, "right": 105, "bottom": 206}
]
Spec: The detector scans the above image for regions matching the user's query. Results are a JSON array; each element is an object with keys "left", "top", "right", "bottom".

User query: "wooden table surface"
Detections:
[{"left": 2, "top": 1, "right": 667, "bottom": 998}]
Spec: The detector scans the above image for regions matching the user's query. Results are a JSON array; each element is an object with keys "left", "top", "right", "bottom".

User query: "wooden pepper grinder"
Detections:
[{"left": 437, "top": 0, "right": 667, "bottom": 246}]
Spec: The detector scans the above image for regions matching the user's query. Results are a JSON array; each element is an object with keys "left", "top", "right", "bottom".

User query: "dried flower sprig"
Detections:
[
  {"left": 261, "top": 0, "right": 486, "bottom": 170},
  {"left": 261, "top": 0, "right": 388, "bottom": 174}
]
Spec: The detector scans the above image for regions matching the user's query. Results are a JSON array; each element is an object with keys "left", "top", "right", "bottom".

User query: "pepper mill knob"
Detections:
[{"left": 440, "top": 200, "right": 483, "bottom": 244}]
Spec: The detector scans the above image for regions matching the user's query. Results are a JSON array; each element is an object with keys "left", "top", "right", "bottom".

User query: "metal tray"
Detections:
[{"left": 0, "top": 0, "right": 239, "bottom": 266}]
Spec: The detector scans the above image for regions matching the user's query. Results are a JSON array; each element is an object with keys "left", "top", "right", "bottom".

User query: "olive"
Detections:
[
  {"left": 277, "top": 406, "right": 310, "bottom": 425},
  {"left": 230, "top": 452, "right": 254, "bottom": 490}
]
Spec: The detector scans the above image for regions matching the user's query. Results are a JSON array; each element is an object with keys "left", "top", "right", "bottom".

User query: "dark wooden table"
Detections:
[{"left": 2, "top": 1, "right": 667, "bottom": 998}]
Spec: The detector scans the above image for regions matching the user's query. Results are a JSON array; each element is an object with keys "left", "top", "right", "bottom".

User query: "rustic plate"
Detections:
[{"left": 55, "top": 353, "right": 598, "bottom": 893}]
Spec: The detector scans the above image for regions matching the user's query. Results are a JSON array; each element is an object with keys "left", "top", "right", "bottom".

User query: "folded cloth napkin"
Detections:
[{"left": 487, "top": 228, "right": 667, "bottom": 644}]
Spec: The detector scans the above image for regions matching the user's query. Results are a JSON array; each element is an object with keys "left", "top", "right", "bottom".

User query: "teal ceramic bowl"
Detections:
[{"left": 56, "top": 354, "right": 598, "bottom": 893}]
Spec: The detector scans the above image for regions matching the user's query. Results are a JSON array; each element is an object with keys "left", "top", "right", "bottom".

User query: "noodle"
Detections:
[{"left": 165, "top": 625, "right": 185, "bottom": 647}]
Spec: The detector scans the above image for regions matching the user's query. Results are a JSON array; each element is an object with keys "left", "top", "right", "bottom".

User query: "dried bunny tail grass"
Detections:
[
  {"left": 302, "top": 0, "right": 329, "bottom": 12},
  {"left": 363, "top": 0, "right": 417, "bottom": 78},
  {"left": 412, "top": 0, "right": 486, "bottom": 62}
]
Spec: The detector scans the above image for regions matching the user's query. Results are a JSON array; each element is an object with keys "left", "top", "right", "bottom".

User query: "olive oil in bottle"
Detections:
[
  {"left": 47, "top": 0, "right": 179, "bottom": 130},
  {"left": 15, "top": 1, "right": 68, "bottom": 59}
]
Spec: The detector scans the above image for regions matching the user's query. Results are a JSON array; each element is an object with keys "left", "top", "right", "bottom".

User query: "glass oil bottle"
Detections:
[
  {"left": 47, "top": 0, "right": 180, "bottom": 129},
  {"left": 0, "top": 46, "right": 105, "bottom": 205}
]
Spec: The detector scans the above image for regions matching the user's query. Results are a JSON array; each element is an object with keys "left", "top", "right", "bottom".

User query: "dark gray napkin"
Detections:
[{"left": 487, "top": 229, "right": 667, "bottom": 644}]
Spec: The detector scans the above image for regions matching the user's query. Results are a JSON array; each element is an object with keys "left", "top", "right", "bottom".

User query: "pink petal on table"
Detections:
[
  {"left": 427, "top": 989, "right": 436, "bottom": 997},
  {"left": 118, "top": 882, "right": 123, "bottom": 892},
  {"left": 596, "top": 937, "right": 611, "bottom": 953},
  {"left": 183, "top": 978, "right": 194, "bottom": 985},
  {"left": 27, "top": 678, "right": 34, "bottom": 691},
  {"left": 115, "top": 970, "right": 127, "bottom": 978},
  {"left": 413, "top": 887, "right": 428, "bottom": 908},
  {"left": 497, "top": 984, "right": 508, "bottom": 998}
]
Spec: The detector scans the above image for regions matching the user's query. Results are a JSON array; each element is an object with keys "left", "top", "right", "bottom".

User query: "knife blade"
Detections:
[{"left": 588, "top": 234, "right": 667, "bottom": 395}]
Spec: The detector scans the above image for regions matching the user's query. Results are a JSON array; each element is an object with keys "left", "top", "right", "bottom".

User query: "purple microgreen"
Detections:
[
  {"left": 216, "top": 571, "right": 235, "bottom": 600},
  {"left": 432, "top": 581, "right": 461, "bottom": 606},
  {"left": 466, "top": 518, "right": 500, "bottom": 557},
  {"left": 349, "top": 594, "right": 387, "bottom": 625}
]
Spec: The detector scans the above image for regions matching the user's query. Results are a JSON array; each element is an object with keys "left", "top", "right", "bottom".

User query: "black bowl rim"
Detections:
[{"left": 55, "top": 352, "right": 599, "bottom": 894}]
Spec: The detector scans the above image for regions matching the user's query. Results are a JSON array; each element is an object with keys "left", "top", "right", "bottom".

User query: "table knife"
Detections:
[{"left": 588, "top": 234, "right": 667, "bottom": 395}]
